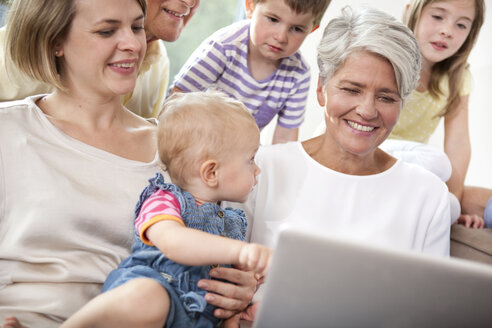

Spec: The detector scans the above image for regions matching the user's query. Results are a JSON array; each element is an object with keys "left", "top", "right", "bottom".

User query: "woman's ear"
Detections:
[
  {"left": 316, "top": 75, "right": 326, "bottom": 107},
  {"left": 245, "top": 0, "right": 255, "bottom": 19},
  {"left": 53, "top": 40, "right": 64, "bottom": 57},
  {"left": 200, "top": 159, "right": 219, "bottom": 188}
]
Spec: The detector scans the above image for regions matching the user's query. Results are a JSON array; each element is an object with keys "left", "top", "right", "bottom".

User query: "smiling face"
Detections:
[
  {"left": 246, "top": 0, "right": 314, "bottom": 66},
  {"left": 414, "top": 0, "right": 475, "bottom": 68},
  {"left": 57, "top": 0, "right": 146, "bottom": 97},
  {"left": 317, "top": 51, "right": 402, "bottom": 158},
  {"left": 145, "top": 0, "right": 199, "bottom": 42}
]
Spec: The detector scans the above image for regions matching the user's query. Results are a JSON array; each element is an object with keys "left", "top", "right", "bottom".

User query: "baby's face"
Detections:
[{"left": 216, "top": 131, "right": 261, "bottom": 203}]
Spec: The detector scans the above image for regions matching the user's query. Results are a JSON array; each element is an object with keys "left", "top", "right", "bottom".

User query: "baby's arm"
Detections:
[{"left": 146, "top": 220, "right": 272, "bottom": 275}]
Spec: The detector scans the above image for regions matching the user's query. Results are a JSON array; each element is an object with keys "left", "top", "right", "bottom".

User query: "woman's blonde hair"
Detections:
[
  {"left": 157, "top": 91, "right": 259, "bottom": 188},
  {"left": 404, "top": 0, "right": 485, "bottom": 117},
  {"left": 4, "top": 0, "right": 147, "bottom": 91}
]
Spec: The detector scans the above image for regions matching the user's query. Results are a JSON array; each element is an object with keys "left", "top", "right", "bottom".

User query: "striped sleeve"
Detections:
[
  {"left": 134, "top": 189, "right": 185, "bottom": 246},
  {"left": 276, "top": 59, "right": 311, "bottom": 128},
  {"left": 172, "top": 38, "right": 228, "bottom": 92}
]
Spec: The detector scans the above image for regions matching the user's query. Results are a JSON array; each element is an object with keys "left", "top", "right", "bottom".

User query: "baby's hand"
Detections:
[{"left": 238, "top": 243, "right": 273, "bottom": 275}]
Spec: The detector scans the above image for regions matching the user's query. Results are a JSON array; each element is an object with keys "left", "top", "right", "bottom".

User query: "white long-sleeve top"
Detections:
[{"left": 235, "top": 142, "right": 450, "bottom": 257}]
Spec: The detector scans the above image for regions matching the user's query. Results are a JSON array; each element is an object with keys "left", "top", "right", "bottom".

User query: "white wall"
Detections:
[{"left": 261, "top": 0, "right": 492, "bottom": 188}]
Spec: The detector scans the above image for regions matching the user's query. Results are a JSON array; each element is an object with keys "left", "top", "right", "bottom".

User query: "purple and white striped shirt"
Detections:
[{"left": 171, "top": 20, "right": 310, "bottom": 130}]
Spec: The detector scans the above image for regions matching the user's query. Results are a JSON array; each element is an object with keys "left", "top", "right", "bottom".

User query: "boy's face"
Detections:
[{"left": 246, "top": 0, "right": 315, "bottom": 65}]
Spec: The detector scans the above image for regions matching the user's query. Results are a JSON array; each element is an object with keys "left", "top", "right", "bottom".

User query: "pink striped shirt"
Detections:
[{"left": 134, "top": 190, "right": 184, "bottom": 245}]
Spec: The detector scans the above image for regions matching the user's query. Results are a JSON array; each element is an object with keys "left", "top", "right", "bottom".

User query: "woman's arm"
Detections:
[{"left": 444, "top": 95, "right": 471, "bottom": 201}]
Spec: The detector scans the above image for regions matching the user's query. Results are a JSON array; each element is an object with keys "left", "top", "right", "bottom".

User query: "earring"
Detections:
[{"left": 55, "top": 50, "right": 59, "bottom": 56}]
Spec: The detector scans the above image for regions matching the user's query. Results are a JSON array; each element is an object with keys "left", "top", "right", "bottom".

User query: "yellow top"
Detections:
[
  {"left": 389, "top": 69, "right": 472, "bottom": 143},
  {"left": 0, "top": 26, "right": 169, "bottom": 118}
]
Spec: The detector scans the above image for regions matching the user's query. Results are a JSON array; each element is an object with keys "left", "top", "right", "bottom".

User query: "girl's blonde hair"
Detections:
[
  {"left": 404, "top": 0, "right": 485, "bottom": 117},
  {"left": 157, "top": 91, "right": 259, "bottom": 188},
  {"left": 4, "top": 0, "right": 147, "bottom": 91}
]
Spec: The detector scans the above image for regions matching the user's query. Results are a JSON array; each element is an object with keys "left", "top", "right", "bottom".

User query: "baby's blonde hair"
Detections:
[
  {"left": 404, "top": 0, "right": 485, "bottom": 117},
  {"left": 157, "top": 91, "right": 259, "bottom": 188}
]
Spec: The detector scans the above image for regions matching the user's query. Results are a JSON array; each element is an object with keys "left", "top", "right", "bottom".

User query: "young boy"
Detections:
[{"left": 171, "top": 0, "right": 330, "bottom": 144}]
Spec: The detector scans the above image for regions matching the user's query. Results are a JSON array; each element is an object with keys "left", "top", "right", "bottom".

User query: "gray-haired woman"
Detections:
[{"left": 237, "top": 6, "right": 450, "bottom": 257}]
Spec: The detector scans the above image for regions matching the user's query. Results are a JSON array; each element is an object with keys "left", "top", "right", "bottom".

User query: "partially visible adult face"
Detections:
[
  {"left": 145, "top": 0, "right": 200, "bottom": 42},
  {"left": 317, "top": 51, "right": 402, "bottom": 158}
]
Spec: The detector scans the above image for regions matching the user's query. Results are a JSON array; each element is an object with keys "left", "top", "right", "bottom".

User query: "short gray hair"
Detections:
[{"left": 317, "top": 6, "right": 421, "bottom": 103}]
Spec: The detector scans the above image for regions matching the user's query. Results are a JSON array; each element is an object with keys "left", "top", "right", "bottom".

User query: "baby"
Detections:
[{"left": 62, "top": 91, "right": 272, "bottom": 328}]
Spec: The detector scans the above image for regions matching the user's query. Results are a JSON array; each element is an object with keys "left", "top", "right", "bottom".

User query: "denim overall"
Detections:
[{"left": 103, "top": 173, "right": 247, "bottom": 327}]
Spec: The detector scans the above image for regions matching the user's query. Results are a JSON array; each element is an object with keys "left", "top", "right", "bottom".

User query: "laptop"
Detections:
[{"left": 252, "top": 228, "right": 492, "bottom": 328}]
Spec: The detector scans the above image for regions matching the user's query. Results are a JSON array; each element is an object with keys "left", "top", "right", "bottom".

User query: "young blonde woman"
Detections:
[{"left": 0, "top": 1, "right": 254, "bottom": 327}]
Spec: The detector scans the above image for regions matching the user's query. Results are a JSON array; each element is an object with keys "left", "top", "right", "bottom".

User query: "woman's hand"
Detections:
[{"left": 198, "top": 266, "right": 257, "bottom": 319}]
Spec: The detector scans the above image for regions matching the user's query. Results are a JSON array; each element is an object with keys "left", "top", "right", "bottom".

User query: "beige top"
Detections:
[
  {"left": 0, "top": 96, "right": 164, "bottom": 326},
  {"left": 390, "top": 69, "right": 472, "bottom": 143}
]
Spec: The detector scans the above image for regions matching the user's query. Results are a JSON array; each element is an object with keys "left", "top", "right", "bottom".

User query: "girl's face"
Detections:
[
  {"left": 414, "top": 0, "right": 475, "bottom": 68},
  {"left": 57, "top": 0, "right": 146, "bottom": 98}
]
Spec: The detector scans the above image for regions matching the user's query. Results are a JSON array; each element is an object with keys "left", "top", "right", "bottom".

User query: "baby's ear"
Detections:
[
  {"left": 245, "top": 0, "right": 255, "bottom": 19},
  {"left": 200, "top": 159, "right": 219, "bottom": 187}
]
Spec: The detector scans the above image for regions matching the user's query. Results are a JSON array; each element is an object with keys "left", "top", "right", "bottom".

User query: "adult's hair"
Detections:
[
  {"left": 4, "top": 0, "right": 147, "bottom": 91},
  {"left": 253, "top": 0, "right": 331, "bottom": 26},
  {"left": 317, "top": 6, "right": 421, "bottom": 104},
  {"left": 157, "top": 91, "right": 258, "bottom": 188},
  {"left": 404, "top": 0, "right": 485, "bottom": 117}
]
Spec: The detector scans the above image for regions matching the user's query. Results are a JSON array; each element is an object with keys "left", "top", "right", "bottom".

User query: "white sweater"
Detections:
[{"left": 235, "top": 142, "right": 450, "bottom": 257}]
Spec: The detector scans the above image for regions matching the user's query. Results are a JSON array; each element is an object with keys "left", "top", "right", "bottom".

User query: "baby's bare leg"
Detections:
[
  {"left": 2, "top": 316, "right": 23, "bottom": 328},
  {"left": 61, "top": 278, "right": 170, "bottom": 328}
]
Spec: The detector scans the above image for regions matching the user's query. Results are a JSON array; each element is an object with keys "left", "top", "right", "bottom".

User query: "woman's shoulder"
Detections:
[{"left": 0, "top": 96, "right": 41, "bottom": 123}]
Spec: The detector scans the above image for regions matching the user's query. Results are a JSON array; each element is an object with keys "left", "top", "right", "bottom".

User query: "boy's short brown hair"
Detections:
[{"left": 254, "top": 0, "right": 331, "bottom": 26}]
